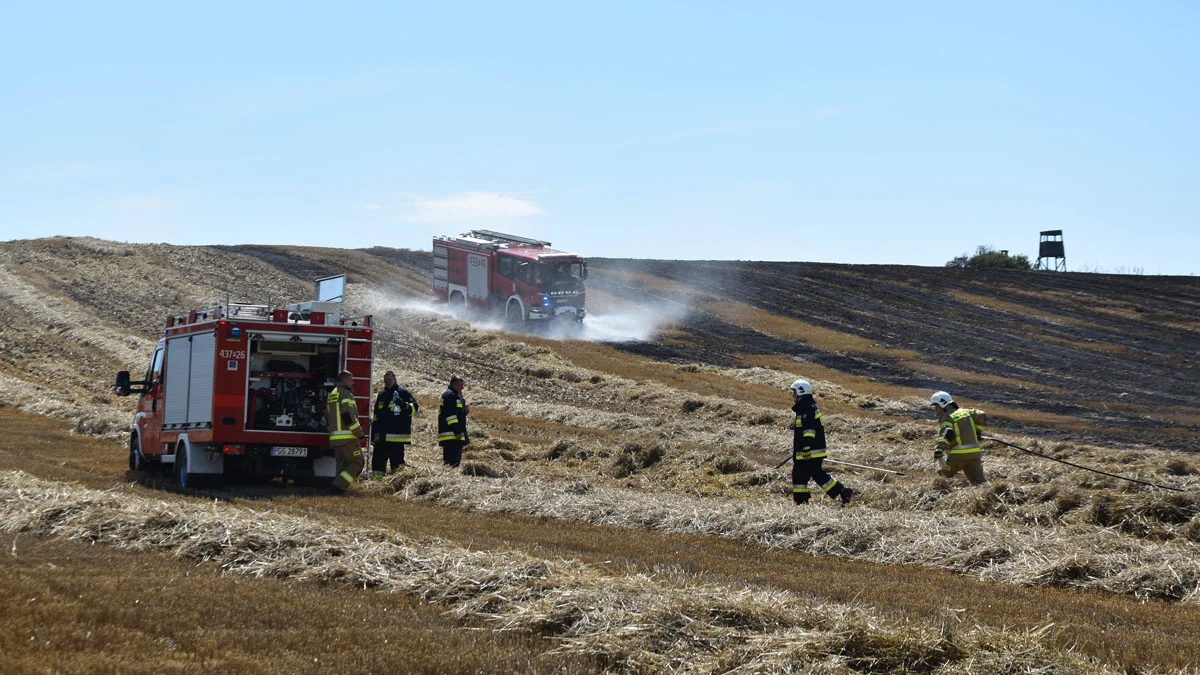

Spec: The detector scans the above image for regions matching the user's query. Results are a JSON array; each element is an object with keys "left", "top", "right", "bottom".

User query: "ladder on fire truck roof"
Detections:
[
  {"left": 170, "top": 302, "right": 271, "bottom": 324},
  {"left": 464, "top": 230, "right": 551, "bottom": 248}
]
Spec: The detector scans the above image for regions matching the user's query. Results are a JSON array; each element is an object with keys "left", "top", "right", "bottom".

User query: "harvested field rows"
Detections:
[
  {"left": 589, "top": 258, "right": 1200, "bottom": 449},
  {"left": 0, "top": 534, "right": 583, "bottom": 674},
  {"left": 0, "top": 470, "right": 1145, "bottom": 674},
  {"left": 2, "top": 237, "right": 1199, "bottom": 671},
  {"left": 4, "top": 409, "right": 1200, "bottom": 671}
]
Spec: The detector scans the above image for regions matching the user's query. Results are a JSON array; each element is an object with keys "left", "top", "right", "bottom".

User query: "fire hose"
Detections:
[{"left": 981, "top": 435, "right": 1184, "bottom": 493}]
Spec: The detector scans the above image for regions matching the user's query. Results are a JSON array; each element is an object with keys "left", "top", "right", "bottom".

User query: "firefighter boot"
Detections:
[
  {"left": 840, "top": 486, "right": 854, "bottom": 506},
  {"left": 793, "top": 492, "right": 811, "bottom": 506}
]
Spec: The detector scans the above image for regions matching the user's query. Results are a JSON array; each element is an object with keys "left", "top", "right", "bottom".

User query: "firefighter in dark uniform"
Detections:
[
  {"left": 789, "top": 379, "right": 852, "bottom": 505},
  {"left": 930, "top": 390, "right": 988, "bottom": 485},
  {"left": 438, "top": 376, "right": 468, "bottom": 468},
  {"left": 370, "top": 370, "right": 418, "bottom": 476},
  {"left": 326, "top": 370, "right": 365, "bottom": 494}
]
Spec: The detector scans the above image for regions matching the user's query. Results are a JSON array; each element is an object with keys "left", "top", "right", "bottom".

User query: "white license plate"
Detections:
[{"left": 270, "top": 446, "right": 308, "bottom": 457}]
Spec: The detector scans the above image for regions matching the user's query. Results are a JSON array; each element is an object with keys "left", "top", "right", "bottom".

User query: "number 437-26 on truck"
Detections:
[{"left": 113, "top": 275, "right": 374, "bottom": 488}]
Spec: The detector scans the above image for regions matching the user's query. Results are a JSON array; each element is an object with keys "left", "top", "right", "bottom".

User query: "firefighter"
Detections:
[
  {"left": 438, "top": 375, "right": 469, "bottom": 468},
  {"left": 370, "top": 370, "right": 418, "bottom": 477},
  {"left": 326, "top": 370, "right": 365, "bottom": 494},
  {"left": 930, "top": 390, "right": 988, "bottom": 485},
  {"left": 789, "top": 379, "right": 852, "bottom": 505}
]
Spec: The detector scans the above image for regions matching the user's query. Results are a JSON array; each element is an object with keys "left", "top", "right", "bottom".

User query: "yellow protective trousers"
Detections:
[{"left": 331, "top": 439, "right": 364, "bottom": 492}]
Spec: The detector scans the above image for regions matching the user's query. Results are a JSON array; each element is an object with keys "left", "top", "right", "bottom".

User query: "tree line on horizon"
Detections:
[{"left": 946, "top": 245, "right": 1033, "bottom": 270}]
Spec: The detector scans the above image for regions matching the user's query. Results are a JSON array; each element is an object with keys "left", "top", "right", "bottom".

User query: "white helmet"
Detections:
[
  {"left": 789, "top": 379, "right": 813, "bottom": 396},
  {"left": 930, "top": 391, "right": 953, "bottom": 409}
]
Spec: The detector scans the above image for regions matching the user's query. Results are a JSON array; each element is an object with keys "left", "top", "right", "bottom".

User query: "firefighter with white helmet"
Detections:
[
  {"left": 327, "top": 370, "right": 366, "bottom": 494},
  {"left": 787, "top": 379, "right": 852, "bottom": 505},
  {"left": 930, "top": 390, "right": 988, "bottom": 485}
]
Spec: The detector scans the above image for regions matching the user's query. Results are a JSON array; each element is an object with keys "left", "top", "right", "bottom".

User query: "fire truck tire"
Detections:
[
  {"left": 129, "top": 436, "right": 145, "bottom": 473},
  {"left": 175, "top": 442, "right": 196, "bottom": 488},
  {"left": 449, "top": 292, "right": 467, "bottom": 317},
  {"left": 506, "top": 300, "right": 525, "bottom": 326}
]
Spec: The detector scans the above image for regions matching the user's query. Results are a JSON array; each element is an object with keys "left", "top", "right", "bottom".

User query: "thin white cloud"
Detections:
[{"left": 402, "top": 191, "right": 545, "bottom": 223}]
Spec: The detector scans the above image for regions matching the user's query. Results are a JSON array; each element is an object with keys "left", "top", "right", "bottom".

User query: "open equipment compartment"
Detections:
[{"left": 245, "top": 334, "right": 342, "bottom": 433}]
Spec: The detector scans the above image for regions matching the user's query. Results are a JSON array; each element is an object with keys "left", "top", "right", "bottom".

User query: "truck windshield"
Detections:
[{"left": 535, "top": 261, "right": 585, "bottom": 284}]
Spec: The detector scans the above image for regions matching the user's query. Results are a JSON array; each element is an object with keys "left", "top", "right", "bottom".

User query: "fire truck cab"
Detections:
[
  {"left": 114, "top": 275, "right": 373, "bottom": 488},
  {"left": 433, "top": 230, "right": 587, "bottom": 325}
]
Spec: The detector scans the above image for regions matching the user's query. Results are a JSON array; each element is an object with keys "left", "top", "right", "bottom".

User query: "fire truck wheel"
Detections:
[
  {"left": 506, "top": 301, "right": 525, "bottom": 326},
  {"left": 129, "top": 436, "right": 145, "bottom": 472},
  {"left": 175, "top": 443, "right": 193, "bottom": 488},
  {"left": 449, "top": 292, "right": 467, "bottom": 318}
]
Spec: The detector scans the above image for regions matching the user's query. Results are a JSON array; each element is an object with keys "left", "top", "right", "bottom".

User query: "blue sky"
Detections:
[{"left": 2, "top": 2, "right": 1197, "bottom": 274}]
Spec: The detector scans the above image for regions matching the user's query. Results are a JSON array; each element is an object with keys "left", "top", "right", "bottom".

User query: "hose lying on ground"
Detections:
[
  {"left": 982, "top": 435, "right": 1184, "bottom": 493},
  {"left": 773, "top": 453, "right": 904, "bottom": 475}
]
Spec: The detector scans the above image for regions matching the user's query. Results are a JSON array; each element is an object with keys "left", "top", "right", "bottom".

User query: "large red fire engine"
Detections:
[
  {"left": 114, "top": 275, "right": 373, "bottom": 488},
  {"left": 433, "top": 230, "right": 588, "bottom": 325}
]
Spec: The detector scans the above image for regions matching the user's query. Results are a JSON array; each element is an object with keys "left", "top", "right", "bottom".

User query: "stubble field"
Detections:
[{"left": 1, "top": 236, "right": 1198, "bottom": 673}]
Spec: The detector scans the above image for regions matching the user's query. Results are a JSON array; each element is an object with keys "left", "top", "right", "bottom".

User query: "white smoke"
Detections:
[
  {"left": 363, "top": 291, "right": 686, "bottom": 344},
  {"left": 547, "top": 302, "right": 687, "bottom": 343}
]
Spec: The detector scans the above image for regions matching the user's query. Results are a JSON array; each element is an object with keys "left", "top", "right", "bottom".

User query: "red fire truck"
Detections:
[
  {"left": 114, "top": 275, "right": 373, "bottom": 488},
  {"left": 433, "top": 230, "right": 588, "bottom": 325}
]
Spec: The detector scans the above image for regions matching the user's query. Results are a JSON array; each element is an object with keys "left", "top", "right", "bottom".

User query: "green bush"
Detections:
[{"left": 946, "top": 246, "right": 1032, "bottom": 270}]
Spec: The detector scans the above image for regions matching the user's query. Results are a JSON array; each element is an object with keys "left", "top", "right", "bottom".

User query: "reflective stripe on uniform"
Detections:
[
  {"left": 438, "top": 433, "right": 457, "bottom": 442},
  {"left": 821, "top": 478, "right": 839, "bottom": 492},
  {"left": 795, "top": 451, "right": 828, "bottom": 460},
  {"left": 445, "top": 415, "right": 458, "bottom": 424},
  {"left": 384, "top": 434, "right": 411, "bottom": 443},
  {"left": 339, "top": 470, "right": 355, "bottom": 485},
  {"left": 945, "top": 409, "right": 982, "bottom": 454},
  {"left": 328, "top": 387, "right": 361, "bottom": 436},
  {"left": 792, "top": 486, "right": 811, "bottom": 493}
]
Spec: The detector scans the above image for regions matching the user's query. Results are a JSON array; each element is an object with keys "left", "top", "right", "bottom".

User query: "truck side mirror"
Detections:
[
  {"left": 114, "top": 371, "right": 132, "bottom": 397},
  {"left": 581, "top": 263, "right": 588, "bottom": 280}
]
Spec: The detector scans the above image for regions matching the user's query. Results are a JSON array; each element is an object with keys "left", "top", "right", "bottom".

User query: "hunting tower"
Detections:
[{"left": 1034, "top": 230, "right": 1066, "bottom": 272}]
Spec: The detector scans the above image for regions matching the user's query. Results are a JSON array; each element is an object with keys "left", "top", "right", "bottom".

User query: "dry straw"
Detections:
[
  {"left": 385, "top": 468, "right": 1200, "bottom": 603},
  {"left": 1, "top": 470, "right": 1119, "bottom": 673}
]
